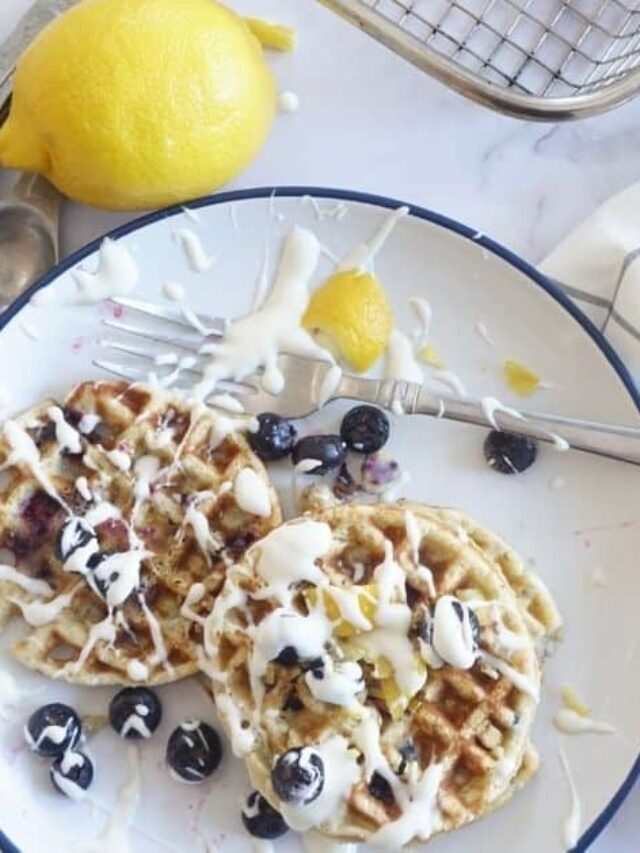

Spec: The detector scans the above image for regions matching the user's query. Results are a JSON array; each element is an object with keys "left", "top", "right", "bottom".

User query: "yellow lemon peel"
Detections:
[
  {"left": 503, "top": 359, "right": 541, "bottom": 397},
  {"left": 303, "top": 270, "right": 393, "bottom": 373},
  {"left": 0, "top": 0, "right": 276, "bottom": 210},
  {"left": 244, "top": 17, "right": 296, "bottom": 51}
]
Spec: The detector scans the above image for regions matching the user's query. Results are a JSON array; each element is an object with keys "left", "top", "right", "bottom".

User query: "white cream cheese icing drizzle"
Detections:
[
  {"left": 385, "top": 330, "right": 424, "bottom": 384},
  {"left": 183, "top": 504, "right": 222, "bottom": 565},
  {"left": 162, "top": 281, "right": 186, "bottom": 302},
  {"left": 48, "top": 406, "right": 82, "bottom": 453},
  {"left": 278, "top": 736, "right": 360, "bottom": 833},
  {"left": 554, "top": 708, "right": 615, "bottom": 735},
  {"left": 431, "top": 595, "right": 477, "bottom": 669},
  {"left": 72, "top": 239, "right": 139, "bottom": 304},
  {"left": 404, "top": 510, "right": 435, "bottom": 597},
  {"left": 180, "top": 582, "right": 206, "bottom": 625},
  {"left": 249, "top": 608, "right": 332, "bottom": 705},
  {"left": 195, "top": 227, "right": 330, "bottom": 399},
  {"left": 138, "top": 592, "right": 173, "bottom": 674},
  {"left": 478, "top": 650, "right": 539, "bottom": 701},
  {"left": 76, "top": 476, "right": 93, "bottom": 502},
  {"left": 338, "top": 206, "right": 408, "bottom": 272},
  {"left": 481, "top": 396, "right": 569, "bottom": 451},
  {"left": 0, "top": 564, "right": 53, "bottom": 596},
  {"left": 52, "top": 750, "right": 90, "bottom": 801},
  {"left": 2, "top": 420, "right": 70, "bottom": 510},
  {"left": 371, "top": 763, "right": 444, "bottom": 847},
  {"left": 278, "top": 90, "right": 300, "bottom": 113},
  {"left": 409, "top": 296, "right": 432, "bottom": 345},
  {"left": 64, "top": 615, "right": 117, "bottom": 677},
  {"left": 558, "top": 747, "right": 581, "bottom": 851},
  {"left": 126, "top": 659, "right": 149, "bottom": 682},
  {"left": 304, "top": 658, "right": 364, "bottom": 708},
  {"left": 10, "top": 583, "right": 80, "bottom": 626},
  {"left": 252, "top": 520, "right": 332, "bottom": 606},
  {"left": 173, "top": 228, "right": 216, "bottom": 273},
  {"left": 74, "top": 745, "right": 141, "bottom": 853},
  {"left": 233, "top": 468, "right": 272, "bottom": 518},
  {"left": 481, "top": 396, "right": 524, "bottom": 430}
]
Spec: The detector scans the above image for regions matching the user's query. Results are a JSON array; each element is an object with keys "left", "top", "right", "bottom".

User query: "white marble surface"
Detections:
[{"left": 0, "top": 1, "right": 638, "bottom": 850}]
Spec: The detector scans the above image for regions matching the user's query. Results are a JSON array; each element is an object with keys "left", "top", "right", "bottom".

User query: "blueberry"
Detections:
[
  {"left": 451, "top": 600, "right": 480, "bottom": 646},
  {"left": 20, "top": 491, "right": 61, "bottom": 537},
  {"left": 56, "top": 517, "right": 98, "bottom": 566},
  {"left": 109, "top": 687, "right": 162, "bottom": 740},
  {"left": 340, "top": 406, "right": 390, "bottom": 454},
  {"left": 25, "top": 703, "right": 82, "bottom": 757},
  {"left": 361, "top": 452, "right": 402, "bottom": 493},
  {"left": 368, "top": 771, "right": 395, "bottom": 805},
  {"left": 397, "top": 740, "right": 418, "bottom": 775},
  {"left": 283, "top": 693, "right": 304, "bottom": 712},
  {"left": 166, "top": 720, "right": 222, "bottom": 783},
  {"left": 271, "top": 747, "right": 324, "bottom": 805},
  {"left": 292, "top": 435, "right": 347, "bottom": 475},
  {"left": 241, "top": 790, "right": 289, "bottom": 840},
  {"left": 483, "top": 430, "right": 538, "bottom": 474},
  {"left": 274, "top": 646, "right": 299, "bottom": 667},
  {"left": 248, "top": 414, "right": 297, "bottom": 462},
  {"left": 50, "top": 750, "right": 94, "bottom": 800}
]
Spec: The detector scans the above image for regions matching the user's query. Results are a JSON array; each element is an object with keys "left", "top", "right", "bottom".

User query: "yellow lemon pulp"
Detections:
[
  {"left": 306, "top": 583, "right": 424, "bottom": 719},
  {"left": 419, "top": 344, "right": 445, "bottom": 368},
  {"left": 305, "top": 585, "right": 377, "bottom": 638},
  {"left": 302, "top": 270, "right": 394, "bottom": 373},
  {"left": 302, "top": 270, "right": 393, "bottom": 372},
  {"left": 561, "top": 686, "right": 590, "bottom": 717},
  {"left": 0, "top": 0, "right": 277, "bottom": 210},
  {"left": 503, "top": 359, "right": 541, "bottom": 397}
]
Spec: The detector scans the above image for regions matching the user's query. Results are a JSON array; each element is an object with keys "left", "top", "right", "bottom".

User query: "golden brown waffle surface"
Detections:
[
  {"left": 0, "top": 380, "right": 281, "bottom": 685},
  {"left": 205, "top": 503, "right": 560, "bottom": 846}
]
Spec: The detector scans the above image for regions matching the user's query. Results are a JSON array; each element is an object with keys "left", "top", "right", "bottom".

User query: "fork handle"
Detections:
[{"left": 339, "top": 376, "right": 640, "bottom": 466}]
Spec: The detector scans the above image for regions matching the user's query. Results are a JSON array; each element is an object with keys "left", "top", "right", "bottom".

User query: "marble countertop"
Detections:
[{"left": 0, "top": 1, "right": 638, "bottom": 850}]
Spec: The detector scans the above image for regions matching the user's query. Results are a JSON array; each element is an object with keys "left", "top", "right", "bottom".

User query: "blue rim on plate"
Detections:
[{"left": 0, "top": 186, "right": 637, "bottom": 853}]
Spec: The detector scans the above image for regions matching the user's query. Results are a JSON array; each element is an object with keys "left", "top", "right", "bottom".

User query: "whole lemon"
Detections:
[{"left": 0, "top": 0, "right": 277, "bottom": 210}]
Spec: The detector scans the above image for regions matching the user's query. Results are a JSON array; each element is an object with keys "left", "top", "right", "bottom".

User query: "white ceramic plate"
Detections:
[{"left": 0, "top": 189, "right": 638, "bottom": 853}]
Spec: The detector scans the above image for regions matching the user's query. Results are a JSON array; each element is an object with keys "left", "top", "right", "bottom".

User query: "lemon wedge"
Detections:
[
  {"left": 303, "top": 270, "right": 393, "bottom": 372},
  {"left": 0, "top": 0, "right": 277, "bottom": 210}
]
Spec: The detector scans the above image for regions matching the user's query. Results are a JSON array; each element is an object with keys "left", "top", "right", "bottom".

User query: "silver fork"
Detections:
[{"left": 95, "top": 297, "right": 640, "bottom": 466}]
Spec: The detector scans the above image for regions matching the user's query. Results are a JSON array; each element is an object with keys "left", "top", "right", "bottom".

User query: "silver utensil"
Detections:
[
  {"left": 0, "top": 2, "right": 74, "bottom": 307},
  {"left": 96, "top": 297, "right": 640, "bottom": 467},
  {"left": 320, "top": 0, "right": 640, "bottom": 121},
  {"left": 0, "top": 172, "right": 60, "bottom": 308}
]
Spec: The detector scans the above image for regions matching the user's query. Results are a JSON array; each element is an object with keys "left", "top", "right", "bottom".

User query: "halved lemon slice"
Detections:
[{"left": 303, "top": 270, "right": 393, "bottom": 372}]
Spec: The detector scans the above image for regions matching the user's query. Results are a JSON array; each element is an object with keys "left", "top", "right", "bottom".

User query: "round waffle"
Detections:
[
  {"left": 0, "top": 380, "right": 281, "bottom": 685},
  {"left": 204, "top": 502, "right": 560, "bottom": 846}
]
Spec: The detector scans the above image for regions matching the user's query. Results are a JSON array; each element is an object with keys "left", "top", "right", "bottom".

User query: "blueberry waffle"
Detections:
[
  {"left": 203, "top": 503, "right": 560, "bottom": 846},
  {"left": 0, "top": 380, "right": 281, "bottom": 685}
]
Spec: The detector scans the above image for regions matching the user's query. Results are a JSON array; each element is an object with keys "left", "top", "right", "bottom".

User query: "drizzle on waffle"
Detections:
[{"left": 204, "top": 502, "right": 561, "bottom": 845}]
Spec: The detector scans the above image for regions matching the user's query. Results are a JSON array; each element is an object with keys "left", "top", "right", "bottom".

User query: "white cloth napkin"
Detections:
[{"left": 540, "top": 183, "right": 640, "bottom": 382}]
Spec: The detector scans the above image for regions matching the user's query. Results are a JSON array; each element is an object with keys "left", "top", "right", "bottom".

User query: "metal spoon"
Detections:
[{"left": 0, "top": 171, "right": 60, "bottom": 309}]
